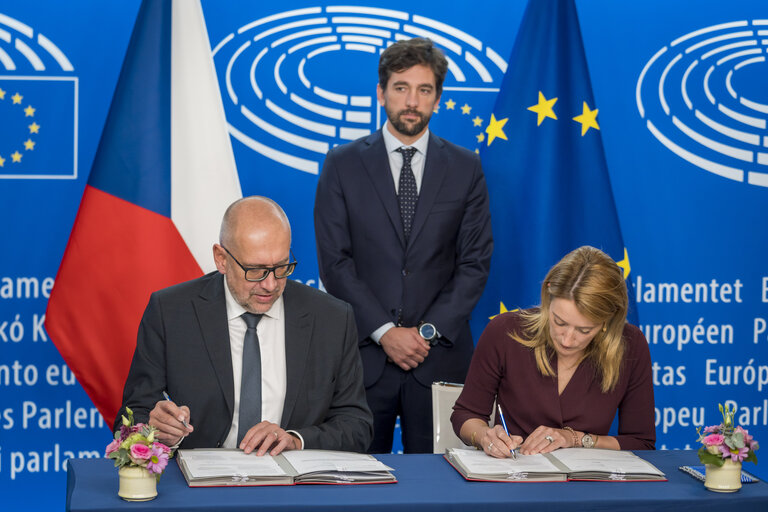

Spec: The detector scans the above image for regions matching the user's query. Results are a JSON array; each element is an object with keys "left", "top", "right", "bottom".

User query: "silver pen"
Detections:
[{"left": 162, "top": 391, "right": 190, "bottom": 428}]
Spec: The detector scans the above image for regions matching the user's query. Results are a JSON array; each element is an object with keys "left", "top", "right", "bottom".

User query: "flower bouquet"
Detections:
[
  {"left": 106, "top": 407, "right": 173, "bottom": 500},
  {"left": 697, "top": 403, "right": 759, "bottom": 466},
  {"left": 696, "top": 403, "right": 758, "bottom": 492}
]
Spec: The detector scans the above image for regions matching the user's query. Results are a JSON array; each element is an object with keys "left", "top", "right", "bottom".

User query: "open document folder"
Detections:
[
  {"left": 177, "top": 449, "right": 396, "bottom": 487},
  {"left": 445, "top": 448, "right": 666, "bottom": 482}
]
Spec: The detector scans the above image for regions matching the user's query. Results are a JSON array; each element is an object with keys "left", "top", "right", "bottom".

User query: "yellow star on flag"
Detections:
[
  {"left": 461, "top": 103, "right": 471, "bottom": 115},
  {"left": 24, "top": 105, "right": 35, "bottom": 117},
  {"left": 433, "top": 104, "right": 440, "bottom": 114},
  {"left": 572, "top": 101, "right": 599, "bottom": 135},
  {"left": 11, "top": 151, "right": 22, "bottom": 163},
  {"left": 11, "top": 92, "right": 22, "bottom": 104},
  {"left": 0, "top": 88, "right": 5, "bottom": 100},
  {"left": 0, "top": 155, "right": 5, "bottom": 167},
  {"left": 24, "top": 139, "right": 36, "bottom": 151},
  {"left": 485, "top": 113, "right": 508, "bottom": 146},
  {"left": 489, "top": 301, "right": 518, "bottom": 320},
  {"left": 527, "top": 91, "right": 558, "bottom": 126},
  {"left": 476, "top": 132, "right": 485, "bottom": 143},
  {"left": 616, "top": 248, "right": 631, "bottom": 279},
  {"left": 472, "top": 116, "right": 483, "bottom": 127},
  {"left": 445, "top": 99, "right": 456, "bottom": 110},
  {"left": 29, "top": 122, "right": 40, "bottom": 134}
]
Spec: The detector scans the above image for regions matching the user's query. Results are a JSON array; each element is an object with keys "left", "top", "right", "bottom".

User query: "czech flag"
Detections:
[{"left": 46, "top": 0, "right": 241, "bottom": 427}]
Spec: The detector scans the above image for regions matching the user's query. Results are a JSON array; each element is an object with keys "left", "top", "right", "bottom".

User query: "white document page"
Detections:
[
  {"left": 451, "top": 448, "right": 562, "bottom": 473},
  {"left": 180, "top": 450, "right": 287, "bottom": 478},
  {"left": 552, "top": 448, "right": 662, "bottom": 474},
  {"left": 282, "top": 450, "right": 393, "bottom": 473}
]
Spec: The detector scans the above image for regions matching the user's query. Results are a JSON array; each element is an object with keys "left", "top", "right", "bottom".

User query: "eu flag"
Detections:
[{"left": 473, "top": 0, "right": 637, "bottom": 334}]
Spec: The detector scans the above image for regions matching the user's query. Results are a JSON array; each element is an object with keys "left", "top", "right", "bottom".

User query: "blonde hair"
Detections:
[{"left": 512, "top": 246, "right": 628, "bottom": 392}]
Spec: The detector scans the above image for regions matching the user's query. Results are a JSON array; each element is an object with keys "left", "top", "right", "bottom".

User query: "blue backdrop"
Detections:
[{"left": 0, "top": 1, "right": 766, "bottom": 509}]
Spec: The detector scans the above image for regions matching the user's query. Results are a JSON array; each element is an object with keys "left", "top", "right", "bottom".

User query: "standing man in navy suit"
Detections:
[{"left": 314, "top": 38, "right": 493, "bottom": 453}]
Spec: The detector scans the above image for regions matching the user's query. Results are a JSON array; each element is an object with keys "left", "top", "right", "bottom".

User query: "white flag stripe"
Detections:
[{"left": 171, "top": 0, "right": 242, "bottom": 273}]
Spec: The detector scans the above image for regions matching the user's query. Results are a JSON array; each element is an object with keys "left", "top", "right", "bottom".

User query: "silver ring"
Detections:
[
  {"left": 545, "top": 435, "right": 554, "bottom": 443},
  {"left": 273, "top": 431, "right": 279, "bottom": 439},
  {"left": 488, "top": 442, "right": 494, "bottom": 451}
]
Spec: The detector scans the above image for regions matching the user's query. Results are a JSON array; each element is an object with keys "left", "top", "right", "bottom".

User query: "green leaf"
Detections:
[
  {"left": 698, "top": 447, "right": 725, "bottom": 466},
  {"left": 745, "top": 451, "right": 758, "bottom": 465}
]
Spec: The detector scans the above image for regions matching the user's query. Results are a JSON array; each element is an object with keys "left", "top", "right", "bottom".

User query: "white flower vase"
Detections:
[
  {"left": 704, "top": 459, "right": 742, "bottom": 493},
  {"left": 118, "top": 466, "right": 158, "bottom": 501}
]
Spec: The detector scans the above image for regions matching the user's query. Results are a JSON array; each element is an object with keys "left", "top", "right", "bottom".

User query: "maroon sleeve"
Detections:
[
  {"left": 450, "top": 313, "right": 509, "bottom": 437},
  {"left": 615, "top": 324, "right": 656, "bottom": 450}
]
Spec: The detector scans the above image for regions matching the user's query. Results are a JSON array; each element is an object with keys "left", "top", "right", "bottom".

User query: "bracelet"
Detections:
[
  {"left": 562, "top": 426, "right": 579, "bottom": 448},
  {"left": 470, "top": 431, "right": 479, "bottom": 449}
]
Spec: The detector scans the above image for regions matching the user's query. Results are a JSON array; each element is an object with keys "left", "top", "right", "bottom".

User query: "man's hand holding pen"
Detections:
[{"left": 149, "top": 394, "right": 194, "bottom": 446}]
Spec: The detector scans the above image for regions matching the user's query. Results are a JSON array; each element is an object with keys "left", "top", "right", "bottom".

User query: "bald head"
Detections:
[
  {"left": 219, "top": 196, "right": 291, "bottom": 249},
  {"left": 214, "top": 196, "right": 293, "bottom": 313}
]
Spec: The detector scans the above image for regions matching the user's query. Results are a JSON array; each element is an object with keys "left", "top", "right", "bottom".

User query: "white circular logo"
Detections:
[
  {"left": 637, "top": 20, "right": 768, "bottom": 188},
  {"left": 213, "top": 6, "right": 506, "bottom": 174}
]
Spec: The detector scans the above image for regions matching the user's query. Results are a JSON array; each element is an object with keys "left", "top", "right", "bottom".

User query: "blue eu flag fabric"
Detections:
[{"left": 473, "top": 0, "right": 637, "bottom": 336}]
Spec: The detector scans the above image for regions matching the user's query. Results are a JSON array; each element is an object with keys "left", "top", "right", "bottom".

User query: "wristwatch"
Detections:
[
  {"left": 581, "top": 432, "right": 596, "bottom": 448},
  {"left": 418, "top": 322, "right": 438, "bottom": 345}
]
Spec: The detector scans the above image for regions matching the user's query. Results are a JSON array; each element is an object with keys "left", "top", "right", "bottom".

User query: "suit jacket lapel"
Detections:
[
  {"left": 280, "top": 281, "right": 313, "bottom": 426},
  {"left": 193, "top": 274, "right": 235, "bottom": 418},
  {"left": 409, "top": 133, "right": 447, "bottom": 245},
  {"left": 361, "top": 130, "right": 406, "bottom": 248}
]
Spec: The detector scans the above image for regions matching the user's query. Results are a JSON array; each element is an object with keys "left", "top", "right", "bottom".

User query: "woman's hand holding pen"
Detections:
[{"left": 480, "top": 424, "right": 522, "bottom": 459}]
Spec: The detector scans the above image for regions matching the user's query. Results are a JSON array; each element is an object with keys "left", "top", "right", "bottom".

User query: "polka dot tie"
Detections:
[{"left": 396, "top": 146, "right": 418, "bottom": 241}]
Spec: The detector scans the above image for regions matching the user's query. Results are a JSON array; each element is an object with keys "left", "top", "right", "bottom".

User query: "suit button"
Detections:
[{"left": 401, "top": 269, "right": 408, "bottom": 276}]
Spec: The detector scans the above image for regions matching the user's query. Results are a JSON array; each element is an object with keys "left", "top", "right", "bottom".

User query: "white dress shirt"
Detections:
[
  {"left": 221, "top": 275, "right": 288, "bottom": 449},
  {"left": 371, "top": 123, "right": 431, "bottom": 342}
]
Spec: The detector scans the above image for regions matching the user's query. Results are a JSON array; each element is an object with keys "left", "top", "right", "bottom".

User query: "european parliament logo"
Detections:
[
  {"left": 0, "top": 12, "right": 77, "bottom": 179},
  {"left": 212, "top": 6, "right": 506, "bottom": 175},
  {"left": 637, "top": 20, "right": 768, "bottom": 188}
]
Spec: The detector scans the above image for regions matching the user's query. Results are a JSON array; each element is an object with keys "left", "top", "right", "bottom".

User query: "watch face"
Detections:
[
  {"left": 419, "top": 323, "right": 436, "bottom": 340},
  {"left": 582, "top": 433, "right": 595, "bottom": 448}
]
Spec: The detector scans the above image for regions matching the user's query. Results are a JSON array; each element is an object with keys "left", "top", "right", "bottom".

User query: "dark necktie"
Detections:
[
  {"left": 396, "top": 146, "right": 418, "bottom": 241},
  {"left": 238, "top": 312, "right": 262, "bottom": 444}
]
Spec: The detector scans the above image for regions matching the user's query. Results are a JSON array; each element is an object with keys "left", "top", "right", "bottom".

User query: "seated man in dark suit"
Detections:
[{"left": 115, "top": 196, "right": 373, "bottom": 455}]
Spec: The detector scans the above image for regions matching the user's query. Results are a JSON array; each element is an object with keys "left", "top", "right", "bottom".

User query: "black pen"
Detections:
[
  {"left": 497, "top": 404, "right": 518, "bottom": 460},
  {"left": 163, "top": 391, "right": 190, "bottom": 428}
]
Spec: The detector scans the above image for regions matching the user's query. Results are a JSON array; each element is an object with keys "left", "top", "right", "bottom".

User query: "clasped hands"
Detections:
[
  {"left": 149, "top": 400, "right": 300, "bottom": 455},
  {"left": 479, "top": 424, "right": 571, "bottom": 459},
  {"left": 380, "top": 326, "right": 430, "bottom": 371}
]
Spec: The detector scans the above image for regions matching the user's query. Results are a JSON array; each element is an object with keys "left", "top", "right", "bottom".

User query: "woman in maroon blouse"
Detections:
[{"left": 451, "top": 246, "right": 655, "bottom": 458}]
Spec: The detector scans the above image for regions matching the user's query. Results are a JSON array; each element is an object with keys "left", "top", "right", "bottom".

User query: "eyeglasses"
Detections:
[{"left": 221, "top": 246, "right": 297, "bottom": 282}]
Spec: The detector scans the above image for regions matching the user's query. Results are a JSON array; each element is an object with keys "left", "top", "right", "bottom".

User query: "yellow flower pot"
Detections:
[
  {"left": 704, "top": 459, "right": 742, "bottom": 493},
  {"left": 118, "top": 465, "right": 158, "bottom": 501}
]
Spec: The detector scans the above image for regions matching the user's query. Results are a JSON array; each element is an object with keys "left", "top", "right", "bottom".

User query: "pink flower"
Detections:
[
  {"left": 703, "top": 425, "right": 721, "bottom": 434},
  {"left": 719, "top": 443, "right": 750, "bottom": 462},
  {"left": 702, "top": 434, "right": 724, "bottom": 446},
  {"left": 105, "top": 439, "right": 120, "bottom": 456},
  {"left": 152, "top": 442, "right": 171, "bottom": 454},
  {"left": 147, "top": 446, "right": 169, "bottom": 474},
  {"left": 130, "top": 443, "right": 152, "bottom": 460}
]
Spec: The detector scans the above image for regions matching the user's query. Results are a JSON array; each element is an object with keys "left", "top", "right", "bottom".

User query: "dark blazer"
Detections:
[
  {"left": 314, "top": 129, "right": 493, "bottom": 388},
  {"left": 115, "top": 273, "right": 373, "bottom": 451}
]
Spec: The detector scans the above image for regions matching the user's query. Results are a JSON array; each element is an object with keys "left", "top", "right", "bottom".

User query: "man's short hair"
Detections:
[{"left": 378, "top": 38, "right": 448, "bottom": 97}]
